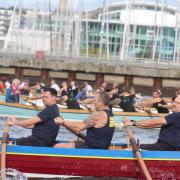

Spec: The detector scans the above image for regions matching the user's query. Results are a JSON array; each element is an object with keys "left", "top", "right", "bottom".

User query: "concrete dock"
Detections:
[{"left": 0, "top": 52, "right": 180, "bottom": 95}]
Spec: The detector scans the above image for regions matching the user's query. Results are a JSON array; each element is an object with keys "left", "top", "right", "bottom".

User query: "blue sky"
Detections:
[{"left": 0, "top": 0, "right": 177, "bottom": 10}]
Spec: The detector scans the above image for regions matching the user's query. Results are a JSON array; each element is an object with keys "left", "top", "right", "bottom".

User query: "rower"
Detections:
[
  {"left": 137, "top": 90, "right": 169, "bottom": 113},
  {"left": 54, "top": 91, "right": 115, "bottom": 149},
  {"left": 6, "top": 88, "right": 60, "bottom": 147},
  {"left": 124, "top": 95, "right": 180, "bottom": 151}
]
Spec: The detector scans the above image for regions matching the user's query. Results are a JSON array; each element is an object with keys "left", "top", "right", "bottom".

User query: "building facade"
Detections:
[
  {"left": 0, "top": 9, "right": 13, "bottom": 49},
  {"left": 2, "top": 1, "right": 180, "bottom": 63},
  {"left": 0, "top": 9, "right": 12, "bottom": 36},
  {"left": 80, "top": 2, "right": 180, "bottom": 61},
  {"left": 0, "top": 2, "right": 180, "bottom": 95}
]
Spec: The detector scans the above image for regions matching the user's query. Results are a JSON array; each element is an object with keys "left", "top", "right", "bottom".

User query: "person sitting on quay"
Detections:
[
  {"left": 54, "top": 91, "right": 115, "bottom": 149},
  {"left": 123, "top": 95, "right": 180, "bottom": 151},
  {"left": 5, "top": 78, "right": 20, "bottom": 103},
  {"left": 6, "top": 88, "right": 60, "bottom": 147}
]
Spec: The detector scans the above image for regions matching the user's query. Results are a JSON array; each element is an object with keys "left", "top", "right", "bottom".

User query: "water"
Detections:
[
  {"left": 2, "top": 168, "right": 28, "bottom": 180},
  {"left": 0, "top": 117, "right": 159, "bottom": 145}
]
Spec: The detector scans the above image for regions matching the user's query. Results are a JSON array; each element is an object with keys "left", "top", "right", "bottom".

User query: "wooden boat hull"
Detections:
[{"left": 1, "top": 145, "right": 180, "bottom": 179}]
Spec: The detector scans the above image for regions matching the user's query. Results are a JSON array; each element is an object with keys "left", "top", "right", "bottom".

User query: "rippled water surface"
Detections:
[{"left": 0, "top": 117, "right": 159, "bottom": 144}]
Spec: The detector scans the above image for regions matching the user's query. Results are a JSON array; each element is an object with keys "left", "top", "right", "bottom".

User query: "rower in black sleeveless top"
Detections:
[{"left": 54, "top": 91, "right": 115, "bottom": 149}]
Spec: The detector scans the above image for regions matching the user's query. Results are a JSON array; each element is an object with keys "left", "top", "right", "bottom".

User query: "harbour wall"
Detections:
[{"left": 0, "top": 53, "right": 180, "bottom": 96}]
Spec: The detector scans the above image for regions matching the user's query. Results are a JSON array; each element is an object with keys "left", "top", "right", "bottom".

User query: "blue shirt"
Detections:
[
  {"left": 5, "top": 88, "right": 17, "bottom": 103},
  {"left": 75, "top": 90, "right": 86, "bottom": 100},
  {"left": 159, "top": 112, "right": 180, "bottom": 148},
  {"left": 32, "top": 104, "right": 60, "bottom": 146}
]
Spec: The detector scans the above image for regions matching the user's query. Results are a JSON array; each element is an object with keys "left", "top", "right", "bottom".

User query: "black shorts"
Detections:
[
  {"left": 15, "top": 136, "right": 47, "bottom": 147},
  {"left": 140, "top": 141, "right": 175, "bottom": 151},
  {"left": 75, "top": 141, "right": 89, "bottom": 149}
]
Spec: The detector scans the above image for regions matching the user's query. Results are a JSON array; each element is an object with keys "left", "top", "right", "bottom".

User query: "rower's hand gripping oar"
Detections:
[
  {"left": 0, "top": 120, "right": 10, "bottom": 179},
  {"left": 124, "top": 118, "right": 152, "bottom": 180}
]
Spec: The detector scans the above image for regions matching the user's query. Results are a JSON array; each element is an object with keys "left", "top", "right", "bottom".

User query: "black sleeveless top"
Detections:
[
  {"left": 152, "top": 99, "right": 169, "bottom": 113},
  {"left": 85, "top": 109, "right": 115, "bottom": 149}
]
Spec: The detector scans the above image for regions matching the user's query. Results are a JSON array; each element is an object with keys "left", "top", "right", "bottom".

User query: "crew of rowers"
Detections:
[
  {"left": 0, "top": 77, "right": 179, "bottom": 114},
  {"left": 4, "top": 84, "right": 180, "bottom": 151},
  {"left": 1, "top": 76, "right": 180, "bottom": 151}
]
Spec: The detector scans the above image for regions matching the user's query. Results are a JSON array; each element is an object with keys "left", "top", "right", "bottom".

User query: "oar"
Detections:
[
  {"left": 126, "top": 125, "right": 152, "bottom": 180},
  {"left": 0, "top": 123, "right": 10, "bottom": 179},
  {"left": 55, "top": 117, "right": 86, "bottom": 141},
  {"left": 62, "top": 122, "right": 86, "bottom": 141},
  {"left": 143, "top": 107, "right": 154, "bottom": 117},
  {"left": 25, "top": 98, "right": 43, "bottom": 111},
  {"left": 79, "top": 101, "right": 94, "bottom": 113},
  {"left": 0, "top": 114, "right": 28, "bottom": 120}
]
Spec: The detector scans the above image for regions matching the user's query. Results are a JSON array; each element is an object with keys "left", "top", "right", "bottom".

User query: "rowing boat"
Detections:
[
  {"left": 0, "top": 144, "right": 179, "bottom": 179},
  {"left": 0, "top": 102, "right": 166, "bottom": 125},
  {"left": 0, "top": 99, "right": 167, "bottom": 118}
]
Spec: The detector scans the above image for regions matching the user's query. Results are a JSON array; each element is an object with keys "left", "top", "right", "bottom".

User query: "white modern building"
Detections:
[
  {"left": 80, "top": 1, "right": 180, "bottom": 61},
  {"left": 0, "top": 9, "right": 13, "bottom": 49},
  {"left": 2, "top": 1, "right": 180, "bottom": 62},
  {"left": 0, "top": 9, "right": 12, "bottom": 36}
]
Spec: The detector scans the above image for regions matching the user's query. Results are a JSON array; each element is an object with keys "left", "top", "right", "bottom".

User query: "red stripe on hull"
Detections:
[{"left": 7, "top": 154, "right": 180, "bottom": 179}]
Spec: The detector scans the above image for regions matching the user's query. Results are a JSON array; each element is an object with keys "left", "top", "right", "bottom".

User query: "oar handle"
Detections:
[
  {"left": 1, "top": 124, "right": 10, "bottom": 144},
  {"left": 1, "top": 124, "right": 10, "bottom": 179},
  {"left": 23, "top": 97, "right": 43, "bottom": 111},
  {"left": 63, "top": 123, "right": 86, "bottom": 141},
  {"left": 126, "top": 126, "right": 152, "bottom": 180},
  {"left": 135, "top": 151, "right": 152, "bottom": 180},
  {"left": 56, "top": 116, "right": 86, "bottom": 141},
  {"left": 80, "top": 103, "right": 93, "bottom": 113},
  {"left": 129, "top": 137, "right": 139, "bottom": 152},
  {"left": 75, "top": 132, "right": 86, "bottom": 141}
]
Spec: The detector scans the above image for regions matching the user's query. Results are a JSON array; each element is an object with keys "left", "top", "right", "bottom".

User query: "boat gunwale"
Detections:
[
  {"left": 0, "top": 100, "right": 167, "bottom": 117},
  {"left": 1, "top": 145, "right": 180, "bottom": 162}
]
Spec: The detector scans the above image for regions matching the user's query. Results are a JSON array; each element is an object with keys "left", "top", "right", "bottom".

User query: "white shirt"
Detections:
[
  {"left": 85, "top": 84, "right": 93, "bottom": 93},
  {"left": 50, "top": 84, "right": 60, "bottom": 91},
  {"left": 5, "top": 81, "right": 11, "bottom": 89}
]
